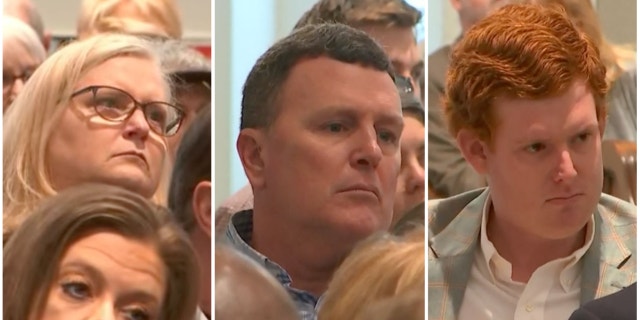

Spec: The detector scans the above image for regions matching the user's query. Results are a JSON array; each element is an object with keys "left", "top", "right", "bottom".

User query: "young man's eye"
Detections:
[
  {"left": 525, "top": 142, "right": 545, "bottom": 153},
  {"left": 326, "top": 123, "right": 345, "bottom": 132}
]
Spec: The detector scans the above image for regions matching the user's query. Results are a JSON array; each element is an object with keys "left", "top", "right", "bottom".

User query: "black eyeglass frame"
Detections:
[
  {"left": 394, "top": 74, "right": 415, "bottom": 94},
  {"left": 70, "top": 85, "right": 185, "bottom": 137}
]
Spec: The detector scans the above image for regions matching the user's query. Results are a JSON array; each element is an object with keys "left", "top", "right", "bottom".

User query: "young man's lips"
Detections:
[{"left": 547, "top": 193, "right": 583, "bottom": 203}]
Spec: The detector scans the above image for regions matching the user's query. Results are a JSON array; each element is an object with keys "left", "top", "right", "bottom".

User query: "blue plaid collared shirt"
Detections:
[{"left": 225, "top": 210, "right": 321, "bottom": 320}]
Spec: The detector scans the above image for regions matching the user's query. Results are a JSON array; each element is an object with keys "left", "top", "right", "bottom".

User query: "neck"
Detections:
[
  {"left": 251, "top": 207, "right": 347, "bottom": 297},
  {"left": 190, "top": 230, "right": 211, "bottom": 315},
  {"left": 486, "top": 209, "right": 587, "bottom": 283}
]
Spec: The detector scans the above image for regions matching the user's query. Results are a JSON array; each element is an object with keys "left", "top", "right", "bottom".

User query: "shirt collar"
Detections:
[
  {"left": 225, "top": 210, "right": 321, "bottom": 309},
  {"left": 479, "top": 192, "right": 595, "bottom": 289},
  {"left": 225, "top": 210, "right": 294, "bottom": 285}
]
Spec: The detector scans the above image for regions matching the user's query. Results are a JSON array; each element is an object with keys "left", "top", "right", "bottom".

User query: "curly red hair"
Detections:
[{"left": 444, "top": 4, "right": 608, "bottom": 145}]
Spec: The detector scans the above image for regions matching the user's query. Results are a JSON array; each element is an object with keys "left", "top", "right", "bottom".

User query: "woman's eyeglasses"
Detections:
[{"left": 70, "top": 85, "right": 185, "bottom": 137}]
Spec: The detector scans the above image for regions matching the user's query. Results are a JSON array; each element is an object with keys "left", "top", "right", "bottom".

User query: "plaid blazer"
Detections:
[{"left": 428, "top": 188, "right": 636, "bottom": 320}]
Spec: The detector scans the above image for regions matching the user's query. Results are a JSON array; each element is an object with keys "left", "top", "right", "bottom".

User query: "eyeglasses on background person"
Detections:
[
  {"left": 3, "top": 70, "right": 35, "bottom": 93},
  {"left": 395, "top": 74, "right": 414, "bottom": 94}
]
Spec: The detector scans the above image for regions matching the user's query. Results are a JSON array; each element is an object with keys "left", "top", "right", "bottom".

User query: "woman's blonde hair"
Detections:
[
  {"left": 3, "top": 33, "right": 172, "bottom": 241},
  {"left": 3, "top": 183, "right": 200, "bottom": 320},
  {"left": 77, "top": 0, "right": 182, "bottom": 39},
  {"left": 318, "top": 228, "right": 425, "bottom": 320}
]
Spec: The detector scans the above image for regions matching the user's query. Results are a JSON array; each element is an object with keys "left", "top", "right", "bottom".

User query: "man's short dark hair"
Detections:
[
  {"left": 168, "top": 105, "right": 211, "bottom": 232},
  {"left": 240, "top": 23, "right": 392, "bottom": 130},
  {"left": 293, "top": 0, "right": 422, "bottom": 30}
]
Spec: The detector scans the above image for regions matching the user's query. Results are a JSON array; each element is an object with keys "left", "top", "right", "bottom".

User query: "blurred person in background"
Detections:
[
  {"left": 295, "top": 0, "right": 423, "bottom": 101},
  {"left": 155, "top": 39, "right": 211, "bottom": 157},
  {"left": 393, "top": 89, "right": 425, "bottom": 226},
  {"left": 318, "top": 228, "right": 424, "bottom": 320},
  {"left": 3, "top": 0, "right": 51, "bottom": 50},
  {"left": 76, "top": 0, "right": 182, "bottom": 39},
  {"left": 215, "top": 244, "right": 299, "bottom": 320},
  {"left": 169, "top": 105, "right": 212, "bottom": 320},
  {"left": 3, "top": 15, "right": 46, "bottom": 112}
]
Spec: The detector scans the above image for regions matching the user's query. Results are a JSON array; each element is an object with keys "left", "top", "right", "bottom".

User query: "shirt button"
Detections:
[{"left": 526, "top": 304, "right": 533, "bottom": 312}]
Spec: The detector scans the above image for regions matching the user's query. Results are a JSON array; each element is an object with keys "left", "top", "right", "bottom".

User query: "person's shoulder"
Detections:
[
  {"left": 569, "top": 283, "right": 637, "bottom": 320},
  {"left": 428, "top": 188, "right": 485, "bottom": 213},
  {"left": 597, "top": 193, "right": 636, "bottom": 223},
  {"left": 427, "top": 188, "right": 486, "bottom": 234}
]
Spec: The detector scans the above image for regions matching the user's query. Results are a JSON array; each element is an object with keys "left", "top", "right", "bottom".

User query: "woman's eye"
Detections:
[
  {"left": 124, "top": 308, "right": 151, "bottom": 320},
  {"left": 61, "top": 281, "right": 91, "bottom": 301},
  {"left": 95, "top": 98, "right": 123, "bottom": 109}
]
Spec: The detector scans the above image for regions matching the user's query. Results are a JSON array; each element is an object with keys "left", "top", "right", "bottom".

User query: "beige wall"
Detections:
[
  {"left": 214, "top": 0, "right": 317, "bottom": 206},
  {"left": 595, "top": 0, "right": 636, "bottom": 48},
  {"left": 429, "top": 0, "right": 637, "bottom": 53}
]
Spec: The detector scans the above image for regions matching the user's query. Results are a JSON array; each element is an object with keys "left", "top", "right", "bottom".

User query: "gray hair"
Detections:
[
  {"left": 153, "top": 39, "right": 211, "bottom": 73},
  {"left": 2, "top": 15, "right": 46, "bottom": 61},
  {"left": 3, "top": 0, "right": 46, "bottom": 43}
]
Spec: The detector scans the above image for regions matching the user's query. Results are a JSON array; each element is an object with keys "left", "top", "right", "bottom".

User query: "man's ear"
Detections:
[
  {"left": 192, "top": 181, "right": 211, "bottom": 238},
  {"left": 456, "top": 128, "right": 490, "bottom": 175},
  {"left": 236, "top": 128, "right": 267, "bottom": 189}
]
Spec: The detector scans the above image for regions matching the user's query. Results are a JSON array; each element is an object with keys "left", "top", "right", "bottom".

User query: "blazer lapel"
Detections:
[
  {"left": 428, "top": 189, "right": 488, "bottom": 319},
  {"left": 581, "top": 200, "right": 636, "bottom": 303}
]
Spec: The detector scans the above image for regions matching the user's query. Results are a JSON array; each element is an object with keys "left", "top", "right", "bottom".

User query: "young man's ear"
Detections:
[{"left": 456, "top": 128, "right": 489, "bottom": 175}]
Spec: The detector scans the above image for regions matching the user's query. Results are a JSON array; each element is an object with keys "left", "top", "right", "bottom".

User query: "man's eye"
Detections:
[
  {"left": 378, "top": 130, "right": 399, "bottom": 144},
  {"left": 326, "top": 123, "right": 345, "bottom": 133},
  {"left": 576, "top": 132, "right": 592, "bottom": 142},
  {"left": 526, "top": 142, "right": 545, "bottom": 153},
  {"left": 124, "top": 307, "right": 151, "bottom": 320}
]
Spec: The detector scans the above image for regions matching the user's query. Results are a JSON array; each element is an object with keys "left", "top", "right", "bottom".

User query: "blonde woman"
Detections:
[
  {"left": 3, "top": 183, "right": 199, "bottom": 320},
  {"left": 318, "top": 228, "right": 425, "bottom": 320},
  {"left": 77, "top": 0, "right": 182, "bottom": 39},
  {"left": 3, "top": 33, "right": 185, "bottom": 241}
]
